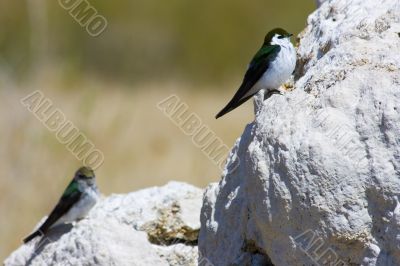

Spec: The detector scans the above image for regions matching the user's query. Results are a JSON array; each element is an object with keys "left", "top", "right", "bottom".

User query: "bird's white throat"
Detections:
[{"left": 271, "top": 34, "right": 293, "bottom": 48}]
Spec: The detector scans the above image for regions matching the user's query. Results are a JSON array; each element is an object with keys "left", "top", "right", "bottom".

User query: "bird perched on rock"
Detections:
[
  {"left": 216, "top": 28, "right": 296, "bottom": 119},
  {"left": 23, "top": 166, "right": 99, "bottom": 243}
]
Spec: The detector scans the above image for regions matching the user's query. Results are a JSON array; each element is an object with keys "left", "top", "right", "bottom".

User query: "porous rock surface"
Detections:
[
  {"left": 199, "top": 0, "right": 400, "bottom": 265},
  {"left": 5, "top": 182, "right": 202, "bottom": 266}
]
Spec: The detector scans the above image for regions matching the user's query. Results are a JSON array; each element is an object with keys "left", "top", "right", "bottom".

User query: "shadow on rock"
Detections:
[{"left": 25, "top": 223, "right": 73, "bottom": 265}]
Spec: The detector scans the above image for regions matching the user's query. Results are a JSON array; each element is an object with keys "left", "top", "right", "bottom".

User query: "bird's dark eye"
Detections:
[
  {"left": 79, "top": 174, "right": 88, "bottom": 179},
  {"left": 278, "top": 35, "right": 284, "bottom": 39}
]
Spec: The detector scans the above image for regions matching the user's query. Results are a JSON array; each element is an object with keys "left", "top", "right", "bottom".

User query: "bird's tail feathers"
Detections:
[
  {"left": 23, "top": 230, "right": 43, "bottom": 244},
  {"left": 215, "top": 94, "right": 253, "bottom": 119},
  {"left": 215, "top": 103, "right": 235, "bottom": 119}
]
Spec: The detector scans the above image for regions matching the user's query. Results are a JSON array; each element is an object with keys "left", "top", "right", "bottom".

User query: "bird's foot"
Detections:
[{"left": 264, "top": 89, "right": 282, "bottom": 101}]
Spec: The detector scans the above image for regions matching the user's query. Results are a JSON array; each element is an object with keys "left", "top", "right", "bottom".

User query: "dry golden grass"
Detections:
[{"left": 0, "top": 79, "right": 253, "bottom": 260}]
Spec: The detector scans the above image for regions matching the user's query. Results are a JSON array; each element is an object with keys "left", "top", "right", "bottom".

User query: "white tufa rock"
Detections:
[
  {"left": 5, "top": 182, "right": 202, "bottom": 266},
  {"left": 199, "top": 0, "right": 400, "bottom": 265}
]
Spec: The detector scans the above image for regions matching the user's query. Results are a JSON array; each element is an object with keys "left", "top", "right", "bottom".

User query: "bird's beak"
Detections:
[{"left": 287, "top": 33, "right": 293, "bottom": 38}]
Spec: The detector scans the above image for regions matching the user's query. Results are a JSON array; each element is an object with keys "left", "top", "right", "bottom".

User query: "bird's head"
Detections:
[
  {"left": 74, "top": 166, "right": 95, "bottom": 183},
  {"left": 264, "top": 28, "right": 293, "bottom": 46}
]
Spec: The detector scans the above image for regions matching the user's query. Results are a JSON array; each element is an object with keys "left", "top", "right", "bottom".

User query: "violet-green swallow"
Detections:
[
  {"left": 216, "top": 28, "right": 296, "bottom": 119},
  {"left": 23, "top": 166, "right": 99, "bottom": 243}
]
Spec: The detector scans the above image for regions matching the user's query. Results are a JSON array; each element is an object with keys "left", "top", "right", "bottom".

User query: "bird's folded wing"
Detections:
[
  {"left": 215, "top": 45, "right": 281, "bottom": 118},
  {"left": 233, "top": 45, "right": 281, "bottom": 102},
  {"left": 37, "top": 180, "right": 82, "bottom": 233}
]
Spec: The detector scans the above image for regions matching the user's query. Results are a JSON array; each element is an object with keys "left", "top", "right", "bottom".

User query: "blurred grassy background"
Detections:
[{"left": 0, "top": 0, "right": 315, "bottom": 260}]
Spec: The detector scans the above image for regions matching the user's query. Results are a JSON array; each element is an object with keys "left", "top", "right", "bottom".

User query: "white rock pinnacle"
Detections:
[{"left": 199, "top": 0, "right": 400, "bottom": 265}]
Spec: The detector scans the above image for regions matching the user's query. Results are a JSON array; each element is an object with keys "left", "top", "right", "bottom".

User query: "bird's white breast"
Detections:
[
  {"left": 57, "top": 184, "right": 99, "bottom": 225},
  {"left": 245, "top": 41, "right": 296, "bottom": 98}
]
